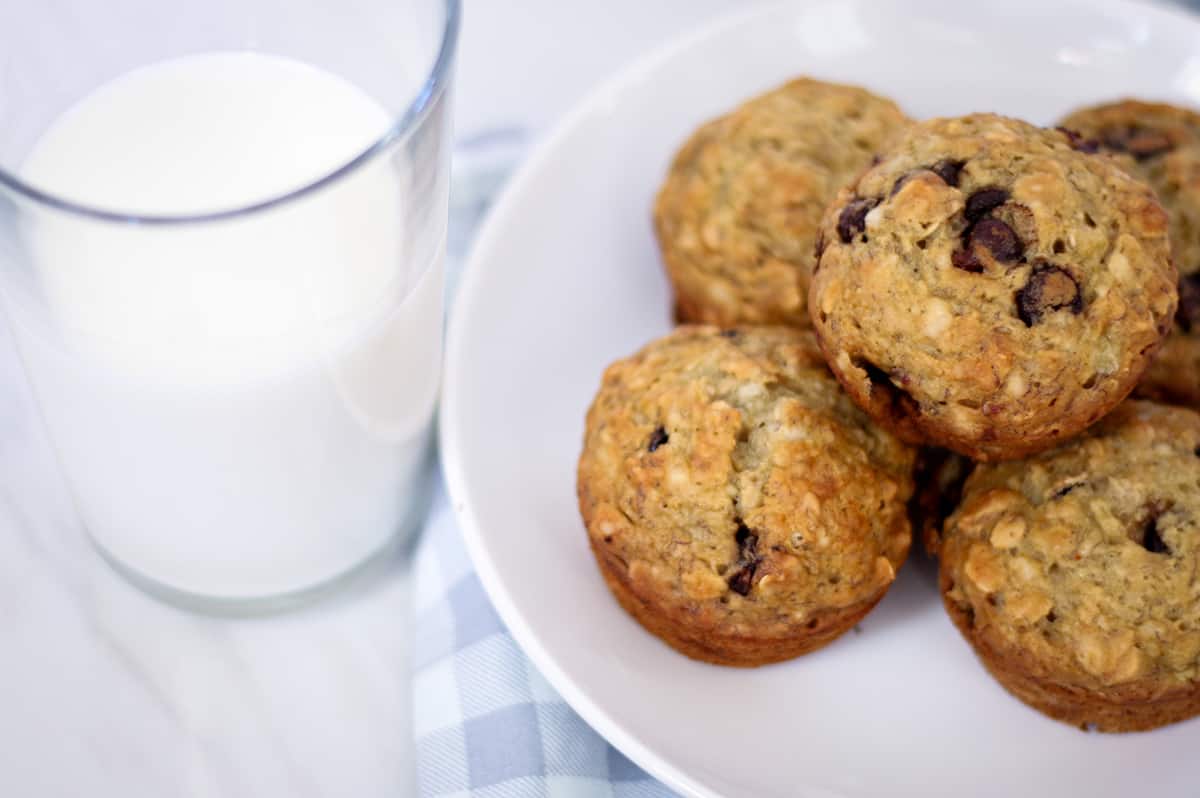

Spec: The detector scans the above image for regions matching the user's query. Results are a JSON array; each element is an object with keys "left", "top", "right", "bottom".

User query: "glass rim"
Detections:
[{"left": 0, "top": 0, "right": 461, "bottom": 227}]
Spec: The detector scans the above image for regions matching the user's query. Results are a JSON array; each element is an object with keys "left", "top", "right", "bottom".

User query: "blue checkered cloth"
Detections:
[{"left": 411, "top": 484, "right": 679, "bottom": 797}]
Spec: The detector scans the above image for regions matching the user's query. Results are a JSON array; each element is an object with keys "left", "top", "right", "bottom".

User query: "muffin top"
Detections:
[
  {"left": 1060, "top": 99, "right": 1200, "bottom": 406},
  {"left": 810, "top": 113, "right": 1176, "bottom": 460},
  {"left": 941, "top": 400, "right": 1200, "bottom": 691},
  {"left": 577, "top": 325, "right": 915, "bottom": 639},
  {"left": 654, "top": 78, "right": 911, "bottom": 327}
]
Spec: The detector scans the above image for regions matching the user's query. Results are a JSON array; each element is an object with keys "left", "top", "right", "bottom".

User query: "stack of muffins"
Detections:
[{"left": 576, "top": 78, "right": 1200, "bottom": 732}]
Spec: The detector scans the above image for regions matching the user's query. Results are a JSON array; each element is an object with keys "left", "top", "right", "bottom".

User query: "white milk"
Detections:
[{"left": 6, "top": 52, "right": 442, "bottom": 599}]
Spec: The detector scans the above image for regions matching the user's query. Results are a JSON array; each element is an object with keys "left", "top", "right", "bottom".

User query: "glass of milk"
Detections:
[{"left": 0, "top": 0, "right": 458, "bottom": 611}]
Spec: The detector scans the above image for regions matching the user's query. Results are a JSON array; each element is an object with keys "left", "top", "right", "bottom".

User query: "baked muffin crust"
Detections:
[
  {"left": 578, "top": 326, "right": 915, "bottom": 666},
  {"left": 811, "top": 114, "right": 1176, "bottom": 460},
  {"left": 940, "top": 400, "right": 1200, "bottom": 731},
  {"left": 655, "top": 78, "right": 910, "bottom": 327},
  {"left": 1061, "top": 99, "right": 1200, "bottom": 407}
]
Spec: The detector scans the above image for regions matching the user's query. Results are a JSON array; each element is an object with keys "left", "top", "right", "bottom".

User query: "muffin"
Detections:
[
  {"left": 810, "top": 113, "right": 1176, "bottom": 461},
  {"left": 940, "top": 400, "right": 1200, "bottom": 731},
  {"left": 1060, "top": 99, "right": 1200, "bottom": 406},
  {"left": 654, "top": 78, "right": 911, "bottom": 327},
  {"left": 577, "top": 326, "right": 916, "bottom": 666}
]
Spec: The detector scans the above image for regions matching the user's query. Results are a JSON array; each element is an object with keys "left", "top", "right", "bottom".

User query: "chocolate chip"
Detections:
[
  {"left": 964, "top": 188, "right": 1009, "bottom": 222},
  {"left": 735, "top": 522, "right": 758, "bottom": 560},
  {"left": 717, "top": 329, "right": 739, "bottom": 339},
  {"left": 954, "top": 195, "right": 1025, "bottom": 273},
  {"left": 1104, "top": 126, "right": 1173, "bottom": 161},
  {"left": 1143, "top": 518, "right": 1170, "bottom": 554},
  {"left": 892, "top": 160, "right": 966, "bottom": 197},
  {"left": 951, "top": 248, "right": 983, "bottom": 273},
  {"left": 1055, "top": 126, "right": 1100, "bottom": 154},
  {"left": 727, "top": 521, "right": 761, "bottom": 596},
  {"left": 931, "top": 159, "right": 965, "bottom": 187},
  {"left": 890, "top": 172, "right": 916, "bottom": 197},
  {"left": 1016, "top": 264, "right": 1083, "bottom": 326},
  {"left": 1177, "top": 274, "right": 1200, "bottom": 333},
  {"left": 727, "top": 566, "right": 754, "bottom": 596},
  {"left": 647, "top": 426, "right": 669, "bottom": 452},
  {"left": 969, "top": 217, "right": 1024, "bottom": 263},
  {"left": 814, "top": 230, "right": 826, "bottom": 260},
  {"left": 837, "top": 197, "right": 879, "bottom": 243},
  {"left": 1051, "top": 480, "right": 1084, "bottom": 499}
]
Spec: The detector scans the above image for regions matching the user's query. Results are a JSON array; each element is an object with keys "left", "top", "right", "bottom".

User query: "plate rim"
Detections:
[{"left": 439, "top": 1, "right": 1200, "bottom": 796}]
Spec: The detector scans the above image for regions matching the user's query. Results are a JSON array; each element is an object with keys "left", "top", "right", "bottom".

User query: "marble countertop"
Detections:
[{"left": 0, "top": 2, "right": 756, "bottom": 796}]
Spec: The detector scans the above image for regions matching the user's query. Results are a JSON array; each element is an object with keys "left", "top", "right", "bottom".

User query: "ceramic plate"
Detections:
[{"left": 441, "top": 1, "right": 1200, "bottom": 795}]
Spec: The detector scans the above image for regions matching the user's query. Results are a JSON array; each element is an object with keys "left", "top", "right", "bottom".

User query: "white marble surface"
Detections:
[{"left": 0, "top": 2, "right": 758, "bottom": 796}]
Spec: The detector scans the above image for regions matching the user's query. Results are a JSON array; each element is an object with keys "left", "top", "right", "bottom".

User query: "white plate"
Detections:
[{"left": 440, "top": 2, "right": 1200, "bottom": 795}]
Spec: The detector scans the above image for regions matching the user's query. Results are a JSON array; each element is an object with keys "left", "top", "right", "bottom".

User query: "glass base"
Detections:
[{"left": 87, "top": 467, "right": 434, "bottom": 617}]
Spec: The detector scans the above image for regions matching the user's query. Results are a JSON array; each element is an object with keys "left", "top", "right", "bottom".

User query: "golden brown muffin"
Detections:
[
  {"left": 654, "top": 78, "right": 911, "bottom": 327},
  {"left": 577, "top": 326, "right": 916, "bottom": 666},
  {"left": 810, "top": 114, "right": 1176, "bottom": 461},
  {"left": 940, "top": 401, "right": 1200, "bottom": 732},
  {"left": 1060, "top": 100, "right": 1200, "bottom": 407}
]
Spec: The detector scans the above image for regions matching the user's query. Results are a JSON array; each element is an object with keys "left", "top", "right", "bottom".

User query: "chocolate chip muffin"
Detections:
[
  {"left": 654, "top": 78, "right": 911, "bottom": 327},
  {"left": 810, "top": 113, "right": 1176, "bottom": 461},
  {"left": 940, "top": 401, "right": 1200, "bottom": 732},
  {"left": 1060, "top": 100, "right": 1200, "bottom": 406},
  {"left": 577, "top": 326, "right": 916, "bottom": 666}
]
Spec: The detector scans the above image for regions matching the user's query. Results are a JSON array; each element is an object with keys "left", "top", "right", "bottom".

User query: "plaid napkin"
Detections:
[{"left": 410, "top": 482, "right": 678, "bottom": 797}]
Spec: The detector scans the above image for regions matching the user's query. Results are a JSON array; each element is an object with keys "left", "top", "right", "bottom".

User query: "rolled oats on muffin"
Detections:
[
  {"left": 940, "top": 400, "right": 1200, "bottom": 731},
  {"left": 577, "top": 325, "right": 915, "bottom": 666},
  {"left": 810, "top": 113, "right": 1176, "bottom": 461},
  {"left": 1061, "top": 99, "right": 1200, "bottom": 407},
  {"left": 654, "top": 78, "right": 911, "bottom": 327}
]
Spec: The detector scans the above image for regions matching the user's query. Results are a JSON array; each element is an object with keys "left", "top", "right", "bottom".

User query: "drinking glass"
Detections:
[{"left": 0, "top": 0, "right": 458, "bottom": 612}]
